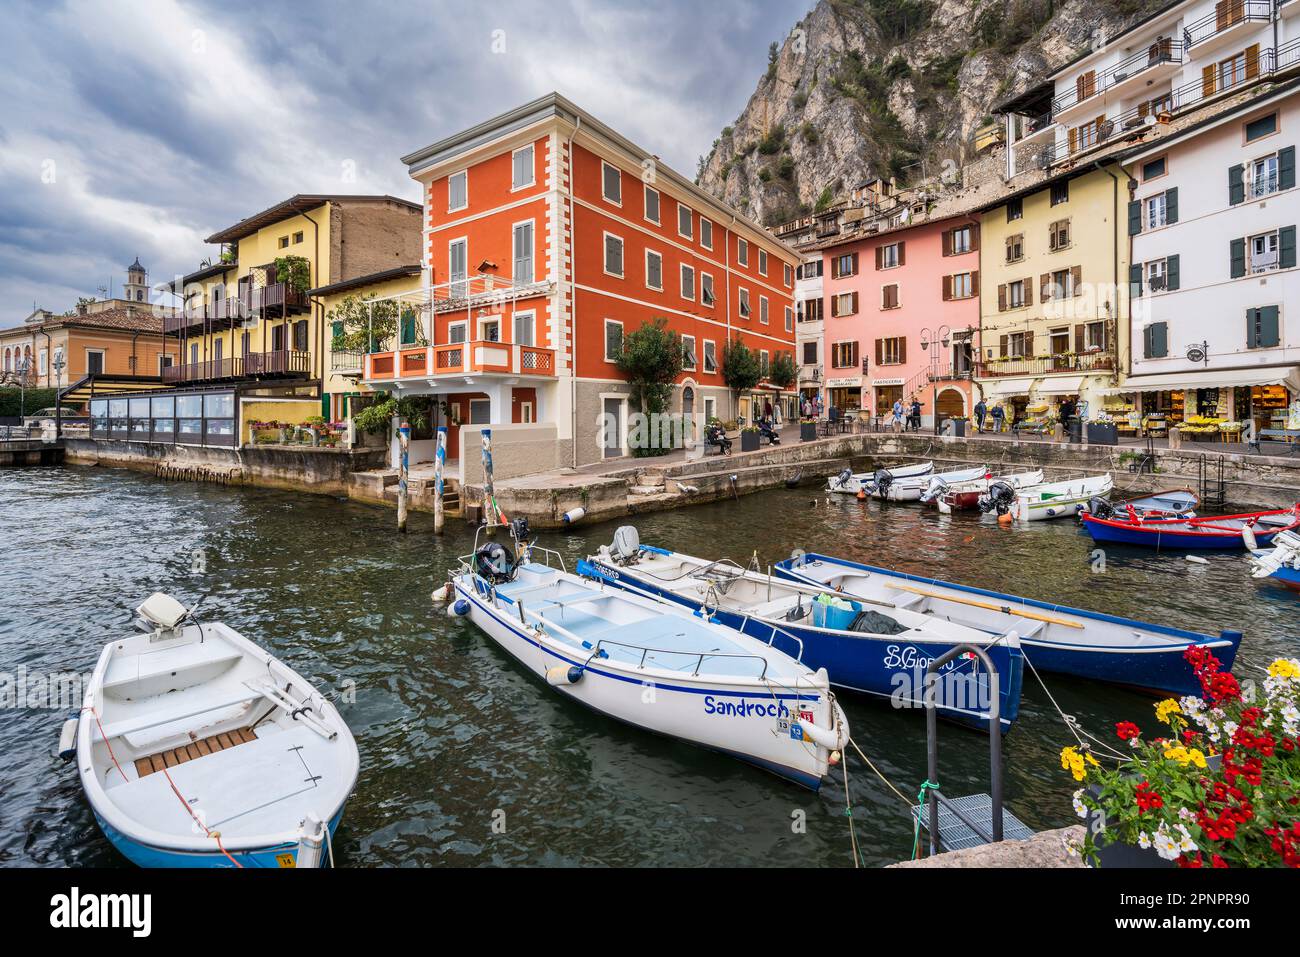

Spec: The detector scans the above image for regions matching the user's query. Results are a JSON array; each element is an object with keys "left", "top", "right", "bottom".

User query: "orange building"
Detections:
[{"left": 367, "top": 93, "right": 800, "bottom": 466}]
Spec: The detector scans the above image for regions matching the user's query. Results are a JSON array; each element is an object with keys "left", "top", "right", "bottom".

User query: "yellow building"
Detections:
[
  {"left": 976, "top": 163, "right": 1130, "bottom": 426},
  {"left": 102, "top": 194, "right": 428, "bottom": 447}
]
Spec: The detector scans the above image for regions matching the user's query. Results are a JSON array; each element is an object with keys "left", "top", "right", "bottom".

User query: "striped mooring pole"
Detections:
[
  {"left": 433, "top": 426, "right": 447, "bottom": 535},
  {"left": 397, "top": 419, "right": 410, "bottom": 534}
]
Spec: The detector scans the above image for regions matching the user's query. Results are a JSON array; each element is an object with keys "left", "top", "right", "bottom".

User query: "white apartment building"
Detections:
[{"left": 795, "top": 257, "right": 825, "bottom": 409}]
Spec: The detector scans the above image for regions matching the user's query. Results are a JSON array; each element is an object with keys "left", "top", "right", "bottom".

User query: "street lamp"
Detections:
[
  {"left": 919, "top": 325, "right": 951, "bottom": 433},
  {"left": 52, "top": 352, "right": 66, "bottom": 437}
]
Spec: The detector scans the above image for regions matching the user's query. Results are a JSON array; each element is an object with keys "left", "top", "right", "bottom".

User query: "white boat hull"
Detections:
[{"left": 1012, "top": 474, "right": 1114, "bottom": 522}]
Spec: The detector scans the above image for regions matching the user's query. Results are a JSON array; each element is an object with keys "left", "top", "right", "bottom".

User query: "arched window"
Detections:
[
  {"left": 682, "top": 386, "right": 695, "bottom": 418},
  {"left": 3, "top": 348, "right": 10, "bottom": 371}
]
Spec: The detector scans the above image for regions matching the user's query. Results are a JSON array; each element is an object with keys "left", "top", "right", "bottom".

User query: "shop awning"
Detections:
[
  {"left": 58, "top": 373, "right": 170, "bottom": 404},
  {"left": 1106, "top": 367, "right": 1299, "bottom": 395},
  {"left": 979, "top": 379, "right": 1032, "bottom": 399},
  {"left": 1031, "top": 376, "right": 1083, "bottom": 396}
]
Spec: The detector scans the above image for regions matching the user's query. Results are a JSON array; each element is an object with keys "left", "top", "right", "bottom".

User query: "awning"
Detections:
[
  {"left": 1105, "top": 366, "right": 1300, "bottom": 395},
  {"left": 979, "top": 379, "right": 1033, "bottom": 399},
  {"left": 1031, "top": 375, "right": 1083, "bottom": 396},
  {"left": 59, "top": 373, "right": 170, "bottom": 404}
]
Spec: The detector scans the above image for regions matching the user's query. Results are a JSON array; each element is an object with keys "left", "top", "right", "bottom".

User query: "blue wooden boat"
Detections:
[
  {"left": 579, "top": 530, "right": 1023, "bottom": 732},
  {"left": 1251, "top": 529, "right": 1300, "bottom": 591},
  {"left": 775, "top": 554, "right": 1240, "bottom": 698},
  {"left": 1081, "top": 506, "right": 1300, "bottom": 551}
]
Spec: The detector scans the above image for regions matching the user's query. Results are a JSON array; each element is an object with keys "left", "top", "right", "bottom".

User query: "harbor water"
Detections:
[{"left": 1, "top": 465, "right": 1295, "bottom": 867}]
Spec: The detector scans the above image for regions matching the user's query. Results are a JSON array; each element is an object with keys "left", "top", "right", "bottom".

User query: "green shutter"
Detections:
[
  {"left": 1280, "top": 225, "right": 1297, "bottom": 269},
  {"left": 1153, "top": 322, "right": 1168, "bottom": 358},
  {"left": 1165, "top": 187, "right": 1178, "bottom": 224},
  {"left": 1229, "top": 164, "right": 1245, "bottom": 205},
  {"left": 1143, "top": 324, "right": 1154, "bottom": 358},
  {"left": 1280, "top": 146, "right": 1296, "bottom": 191},
  {"left": 1130, "top": 263, "right": 1143, "bottom": 298},
  {"left": 1230, "top": 238, "right": 1246, "bottom": 279},
  {"left": 1127, "top": 200, "right": 1142, "bottom": 235},
  {"left": 1166, "top": 254, "right": 1180, "bottom": 291},
  {"left": 1260, "top": 306, "right": 1281, "bottom": 347},
  {"left": 400, "top": 310, "right": 416, "bottom": 344}
]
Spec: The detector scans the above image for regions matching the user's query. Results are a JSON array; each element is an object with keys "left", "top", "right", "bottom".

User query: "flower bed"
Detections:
[{"left": 1065, "top": 650, "right": 1300, "bottom": 867}]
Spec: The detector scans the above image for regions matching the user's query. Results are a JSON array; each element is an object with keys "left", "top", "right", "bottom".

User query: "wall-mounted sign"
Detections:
[
  {"left": 872, "top": 377, "right": 904, "bottom": 387},
  {"left": 825, "top": 377, "right": 862, "bottom": 388}
]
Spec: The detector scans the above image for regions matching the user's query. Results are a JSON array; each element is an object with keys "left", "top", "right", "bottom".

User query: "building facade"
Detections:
[
  {"left": 366, "top": 93, "right": 800, "bottom": 468},
  {"left": 795, "top": 257, "right": 825, "bottom": 410},
  {"left": 819, "top": 214, "right": 981, "bottom": 426}
]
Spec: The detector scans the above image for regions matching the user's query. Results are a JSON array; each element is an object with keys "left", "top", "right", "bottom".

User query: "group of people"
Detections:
[
  {"left": 973, "top": 397, "right": 1006, "bottom": 433},
  {"left": 890, "top": 397, "right": 924, "bottom": 432}
]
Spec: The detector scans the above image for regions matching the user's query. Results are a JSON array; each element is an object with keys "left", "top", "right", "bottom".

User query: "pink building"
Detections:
[{"left": 820, "top": 215, "right": 981, "bottom": 426}]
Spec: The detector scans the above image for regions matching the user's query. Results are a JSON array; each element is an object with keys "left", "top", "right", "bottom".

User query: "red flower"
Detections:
[
  {"left": 1116, "top": 721, "right": 1141, "bottom": 741},
  {"left": 1135, "top": 781, "right": 1164, "bottom": 813}
]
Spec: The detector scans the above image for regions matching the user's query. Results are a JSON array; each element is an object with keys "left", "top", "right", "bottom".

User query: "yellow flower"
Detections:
[
  {"left": 1269, "top": 659, "right": 1300, "bottom": 680},
  {"left": 1060, "top": 746, "right": 1091, "bottom": 781},
  {"left": 1155, "top": 699, "right": 1181, "bottom": 724},
  {"left": 1187, "top": 749, "right": 1207, "bottom": 769},
  {"left": 1162, "top": 745, "right": 1207, "bottom": 768}
]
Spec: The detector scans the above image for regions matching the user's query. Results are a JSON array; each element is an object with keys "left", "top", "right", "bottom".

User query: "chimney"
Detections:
[{"left": 77, "top": 301, "right": 88, "bottom": 316}]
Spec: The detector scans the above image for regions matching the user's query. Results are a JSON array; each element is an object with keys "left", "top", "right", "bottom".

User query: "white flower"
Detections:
[
  {"left": 1220, "top": 721, "right": 1238, "bottom": 745},
  {"left": 1063, "top": 837, "right": 1081, "bottom": 857},
  {"left": 1137, "top": 831, "right": 1152, "bottom": 849},
  {"left": 1073, "top": 789, "right": 1088, "bottom": 819},
  {"left": 1178, "top": 806, "right": 1196, "bottom": 822},
  {"left": 1152, "top": 824, "right": 1183, "bottom": 861},
  {"left": 1175, "top": 823, "right": 1198, "bottom": 854}
]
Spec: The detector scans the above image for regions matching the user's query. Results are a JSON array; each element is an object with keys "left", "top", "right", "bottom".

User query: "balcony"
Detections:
[
  {"left": 975, "top": 351, "right": 1117, "bottom": 379},
  {"left": 330, "top": 348, "right": 365, "bottom": 374},
  {"left": 365, "top": 341, "right": 556, "bottom": 382},
  {"left": 164, "top": 282, "right": 309, "bottom": 335},
  {"left": 1184, "top": 0, "right": 1271, "bottom": 54},
  {"left": 1052, "top": 41, "right": 1184, "bottom": 122},
  {"left": 161, "top": 350, "right": 312, "bottom": 385}
]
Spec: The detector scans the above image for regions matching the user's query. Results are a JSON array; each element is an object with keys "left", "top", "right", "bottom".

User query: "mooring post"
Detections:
[
  {"left": 397, "top": 419, "right": 410, "bottom": 534},
  {"left": 481, "top": 427, "right": 497, "bottom": 534},
  {"left": 434, "top": 426, "right": 447, "bottom": 535}
]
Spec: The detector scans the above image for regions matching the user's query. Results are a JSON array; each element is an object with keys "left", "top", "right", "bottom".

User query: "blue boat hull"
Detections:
[
  {"left": 578, "top": 560, "right": 1022, "bottom": 733},
  {"left": 94, "top": 805, "right": 347, "bottom": 868},
  {"left": 774, "top": 554, "right": 1240, "bottom": 698},
  {"left": 1083, "top": 518, "right": 1284, "bottom": 550},
  {"left": 1267, "top": 565, "right": 1300, "bottom": 589}
]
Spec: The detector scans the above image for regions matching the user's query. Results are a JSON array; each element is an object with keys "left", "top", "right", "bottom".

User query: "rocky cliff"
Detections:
[{"left": 696, "top": 0, "right": 1167, "bottom": 225}]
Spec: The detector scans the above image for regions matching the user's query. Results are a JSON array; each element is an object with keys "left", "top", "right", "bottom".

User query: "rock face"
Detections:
[{"left": 696, "top": 0, "right": 1168, "bottom": 225}]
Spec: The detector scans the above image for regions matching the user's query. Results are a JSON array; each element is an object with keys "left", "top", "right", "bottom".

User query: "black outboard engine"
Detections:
[
  {"left": 1085, "top": 496, "right": 1115, "bottom": 520},
  {"left": 834, "top": 467, "right": 853, "bottom": 489},
  {"left": 978, "top": 480, "right": 1017, "bottom": 515},
  {"left": 873, "top": 469, "right": 893, "bottom": 497},
  {"left": 473, "top": 541, "right": 517, "bottom": 584}
]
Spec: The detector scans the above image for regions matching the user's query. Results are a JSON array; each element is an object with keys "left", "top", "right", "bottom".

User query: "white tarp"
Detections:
[{"left": 1108, "top": 366, "right": 1299, "bottom": 395}]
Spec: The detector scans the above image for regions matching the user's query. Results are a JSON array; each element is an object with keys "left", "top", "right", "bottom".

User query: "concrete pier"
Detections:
[
  {"left": 889, "top": 825, "right": 1085, "bottom": 868},
  {"left": 0, "top": 439, "right": 64, "bottom": 467}
]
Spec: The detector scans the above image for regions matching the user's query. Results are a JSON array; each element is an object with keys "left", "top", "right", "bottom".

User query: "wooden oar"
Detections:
[{"left": 889, "top": 584, "right": 1084, "bottom": 629}]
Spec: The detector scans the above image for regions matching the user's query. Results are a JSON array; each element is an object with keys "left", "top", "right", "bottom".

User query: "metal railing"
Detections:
[
  {"left": 1183, "top": 0, "right": 1271, "bottom": 48},
  {"left": 162, "top": 350, "right": 312, "bottom": 384},
  {"left": 976, "top": 351, "right": 1117, "bottom": 378},
  {"left": 1051, "top": 40, "right": 1183, "bottom": 114}
]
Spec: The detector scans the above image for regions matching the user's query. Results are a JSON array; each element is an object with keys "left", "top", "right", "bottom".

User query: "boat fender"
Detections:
[
  {"left": 545, "top": 665, "right": 584, "bottom": 686},
  {"left": 795, "top": 718, "right": 846, "bottom": 752},
  {"left": 57, "top": 717, "right": 78, "bottom": 762},
  {"left": 451, "top": 599, "right": 471, "bottom": 617},
  {"left": 828, "top": 750, "right": 841, "bottom": 767},
  {"left": 1185, "top": 555, "right": 1210, "bottom": 565},
  {"left": 1242, "top": 523, "right": 1258, "bottom": 552},
  {"left": 562, "top": 507, "right": 587, "bottom": 526},
  {"left": 431, "top": 583, "right": 451, "bottom": 604},
  {"left": 296, "top": 812, "right": 326, "bottom": 869}
]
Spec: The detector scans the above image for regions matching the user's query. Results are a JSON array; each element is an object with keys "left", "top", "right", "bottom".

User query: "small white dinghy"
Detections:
[
  {"left": 1006, "top": 473, "right": 1114, "bottom": 522},
  {"left": 927, "top": 469, "right": 1044, "bottom": 514},
  {"left": 826, "top": 461, "right": 932, "bottom": 495},
  {"left": 66, "top": 594, "right": 359, "bottom": 868},
  {"left": 446, "top": 524, "right": 849, "bottom": 790},
  {"left": 882, "top": 464, "right": 988, "bottom": 502}
]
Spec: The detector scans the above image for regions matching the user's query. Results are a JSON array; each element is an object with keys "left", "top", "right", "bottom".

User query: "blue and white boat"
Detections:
[
  {"left": 67, "top": 593, "right": 358, "bottom": 868},
  {"left": 446, "top": 525, "right": 849, "bottom": 790},
  {"left": 776, "top": 553, "right": 1241, "bottom": 697},
  {"left": 1251, "top": 529, "right": 1300, "bottom": 591},
  {"left": 579, "top": 530, "right": 1023, "bottom": 732}
]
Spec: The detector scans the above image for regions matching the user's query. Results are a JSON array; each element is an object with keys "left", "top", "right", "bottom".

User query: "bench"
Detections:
[
  {"left": 1251, "top": 428, "right": 1300, "bottom": 456},
  {"left": 101, "top": 641, "right": 242, "bottom": 694},
  {"left": 133, "top": 726, "right": 258, "bottom": 778},
  {"left": 96, "top": 686, "right": 262, "bottom": 743}
]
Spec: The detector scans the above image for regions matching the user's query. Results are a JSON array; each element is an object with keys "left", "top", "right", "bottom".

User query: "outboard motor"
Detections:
[
  {"left": 919, "top": 475, "right": 947, "bottom": 504},
  {"left": 873, "top": 469, "right": 894, "bottom": 497},
  {"left": 608, "top": 525, "right": 642, "bottom": 565},
  {"left": 1085, "top": 496, "right": 1116, "bottom": 520},
  {"left": 977, "top": 480, "right": 1017, "bottom": 515},
  {"left": 473, "top": 541, "right": 517, "bottom": 584},
  {"left": 833, "top": 467, "right": 853, "bottom": 490}
]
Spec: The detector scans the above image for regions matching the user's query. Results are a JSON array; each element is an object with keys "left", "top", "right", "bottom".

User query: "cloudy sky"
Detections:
[{"left": 0, "top": 0, "right": 815, "bottom": 318}]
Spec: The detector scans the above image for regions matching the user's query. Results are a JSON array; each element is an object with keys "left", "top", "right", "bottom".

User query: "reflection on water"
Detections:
[{"left": 0, "top": 466, "right": 1293, "bottom": 867}]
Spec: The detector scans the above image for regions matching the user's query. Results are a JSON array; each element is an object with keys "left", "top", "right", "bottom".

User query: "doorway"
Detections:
[{"left": 602, "top": 397, "right": 624, "bottom": 458}]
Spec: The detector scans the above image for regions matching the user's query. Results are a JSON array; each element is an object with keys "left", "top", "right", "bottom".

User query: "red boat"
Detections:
[{"left": 1081, "top": 505, "right": 1300, "bottom": 550}]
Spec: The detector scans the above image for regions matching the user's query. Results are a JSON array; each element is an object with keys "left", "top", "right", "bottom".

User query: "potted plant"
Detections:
[
  {"left": 740, "top": 424, "right": 760, "bottom": 452},
  {"left": 1065, "top": 649, "right": 1300, "bottom": 868},
  {"left": 1086, "top": 418, "right": 1119, "bottom": 445},
  {"left": 800, "top": 417, "right": 818, "bottom": 441}
]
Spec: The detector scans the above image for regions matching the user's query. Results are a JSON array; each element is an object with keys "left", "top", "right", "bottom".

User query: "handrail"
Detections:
[{"left": 593, "top": 638, "right": 770, "bottom": 680}]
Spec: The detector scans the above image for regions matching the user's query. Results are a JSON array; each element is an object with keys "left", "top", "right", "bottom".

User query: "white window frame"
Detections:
[
  {"left": 700, "top": 218, "right": 713, "bottom": 250},
  {"left": 738, "top": 287, "right": 751, "bottom": 317},
  {"left": 157, "top": 353, "right": 172, "bottom": 374},
  {"left": 703, "top": 338, "right": 717, "bottom": 373},
  {"left": 951, "top": 226, "right": 973, "bottom": 255},
  {"left": 603, "top": 231, "right": 625, "bottom": 279},
  {"left": 1145, "top": 193, "right": 1168, "bottom": 231},
  {"left": 447, "top": 320, "right": 468, "bottom": 344},
  {"left": 1250, "top": 153, "right": 1281, "bottom": 199},
  {"left": 1008, "top": 279, "right": 1026, "bottom": 308},
  {"left": 448, "top": 170, "right": 468, "bottom": 212},
  {"left": 513, "top": 310, "right": 536, "bottom": 346},
  {"left": 951, "top": 272, "right": 973, "bottom": 299},
  {"left": 880, "top": 243, "right": 901, "bottom": 269},
  {"left": 833, "top": 291, "right": 856, "bottom": 316},
  {"left": 1249, "top": 230, "right": 1280, "bottom": 273},
  {"left": 601, "top": 160, "right": 623, "bottom": 206},
  {"left": 677, "top": 202, "right": 693, "bottom": 239},
  {"left": 645, "top": 249, "right": 664, "bottom": 291},
  {"left": 759, "top": 295, "right": 769, "bottom": 325},
  {"left": 603, "top": 318, "right": 624, "bottom": 363},
  {"left": 644, "top": 185, "right": 661, "bottom": 225},
  {"left": 680, "top": 263, "right": 695, "bottom": 301},
  {"left": 758, "top": 249, "right": 768, "bottom": 276},
  {"left": 760, "top": 349, "right": 770, "bottom": 376},
  {"left": 700, "top": 271, "right": 715, "bottom": 306},
  {"left": 511, "top": 219, "right": 535, "bottom": 283},
  {"left": 784, "top": 305, "right": 794, "bottom": 332},
  {"left": 1145, "top": 258, "right": 1168, "bottom": 292},
  {"left": 703, "top": 395, "right": 717, "bottom": 420},
  {"left": 737, "top": 238, "right": 749, "bottom": 266},
  {"left": 682, "top": 334, "right": 697, "bottom": 371},
  {"left": 478, "top": 316, "right": 501, "bottom": 342},
  {"left": 511, "top": 144, "right": 535, "bottom": 191},
  {"left": 784, "top": 263, "right": 793, "bottom": 287}
]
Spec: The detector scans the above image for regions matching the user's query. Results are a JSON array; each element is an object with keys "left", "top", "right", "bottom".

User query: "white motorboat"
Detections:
[
  {"left": 995, "top": 473, "right": 1114, "bottom": 522},
  {"left": 881, "top": 464, "right": 988, "bottom": 502},
  {"left": 926, "top": 469, "right": 1045, "bottom": 513},
  {"left": 826, "top": 461, "right": 933, "bottom": 495},
  {"left": 67, "top": 594, "right": 359, "bottom": 868}
]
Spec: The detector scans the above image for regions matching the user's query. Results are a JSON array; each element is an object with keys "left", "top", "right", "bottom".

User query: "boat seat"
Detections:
[
  {"left": 133, "top": 726, "right": 258, "bottom": 778},
  {"left": 101, "top": 640, "right": 242, "bottom": 694},
  {"left": 96, "top": 686, "right": 262, "bottom": 743}
]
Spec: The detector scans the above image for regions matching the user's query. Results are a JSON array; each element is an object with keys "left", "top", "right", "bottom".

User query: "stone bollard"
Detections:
[
  {"left": 1169, "top": 426, "right": 1182, "bottom": 451},
  {"left": 1052, "top": 423, "right": 1064, "bottom": 444}
]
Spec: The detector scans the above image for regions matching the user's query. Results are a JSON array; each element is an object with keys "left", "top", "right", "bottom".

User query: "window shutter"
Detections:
[
  {"left": 998, "top": 284, "right": 1007, "bottom": 311},
  {"left": 1245, "top": 43, "right": 1260, "bottom": 80},
  {"left": 1024, "top": 331, "right": 1034, "bottom": 356},
  {"left": 1040, "top": 272, "right": 1051, "bottom": 300},
  {"left": 1070, "top": 265, "right": 1082, "bottom": 294},
  {"left": 1280, "top": 226, "right": 1297, "bottom": 269},
  {"left": 942, "top": 275, "right": 953, "bottom": 300},
  {"left": 1202, "top": 65, "right": 1216, "bottom": 98},
  {"left": 1025, "top": 276, "right": 1034, "bottom": 306},
  {"left": 1229, "top": 164, "right": 1245, "bottom": 205},
  {"left": 971, "top": 271, "right": 980, "bottom": 296},
  {"left": 875, "top": 339, "right": 884, "bottom": 366},
  {"left": 1281, "top": 147, "right": 1296, "bottom": 191},
  {"left": 1143, "top": 324, "right": 1154, "bottom": 358},
  {"left": 1230, "top": 237, "right": 1246, "bottom": 278},
  {"left": 1154, "top": 322, "right": 1168, "bottom": 357},
  {"left": 1068, "top": 127, "right": 1078, "bottom": 153},
  {"left": 898, "top": 337, "right": 907, "bottom": 365},
  {"left": 999, "top": 335, "right": 1008, "bottom": 357},
  {"left": 875, "top": 247, "right": 883, "bottom": 270},
  {"left": 970, "top": 224, "right": 980, "bottom": 252},
  {"left": 1260, "top": 305, "right": 1280, "bottom": 347},
  {"left": 851, "top": 291, "right": 859, "bottom": 313},
  {"left": 1166, "top": 254, "right": 1180, "bottom": 291},
  {"left": 1130, "top": 263, "right": 1143, "bottom": 299},
  {"left": 1165, "top": 187, "right": 1178, "bottom": 224},
  {"left": 1128, "top": 200, "right": 1142, "bottom": 235},
  {"left": 1075, "top": 324, "right": 1085, "bottom": 352},
  {"left": 942, "top": 230, "right": 952, "bottom": 257},
  {"left": 897, "top": 242, "right": 906, "bottom": 266},
  {"left": 851, "top": 252, "right": 859, "bottom": 274}
]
